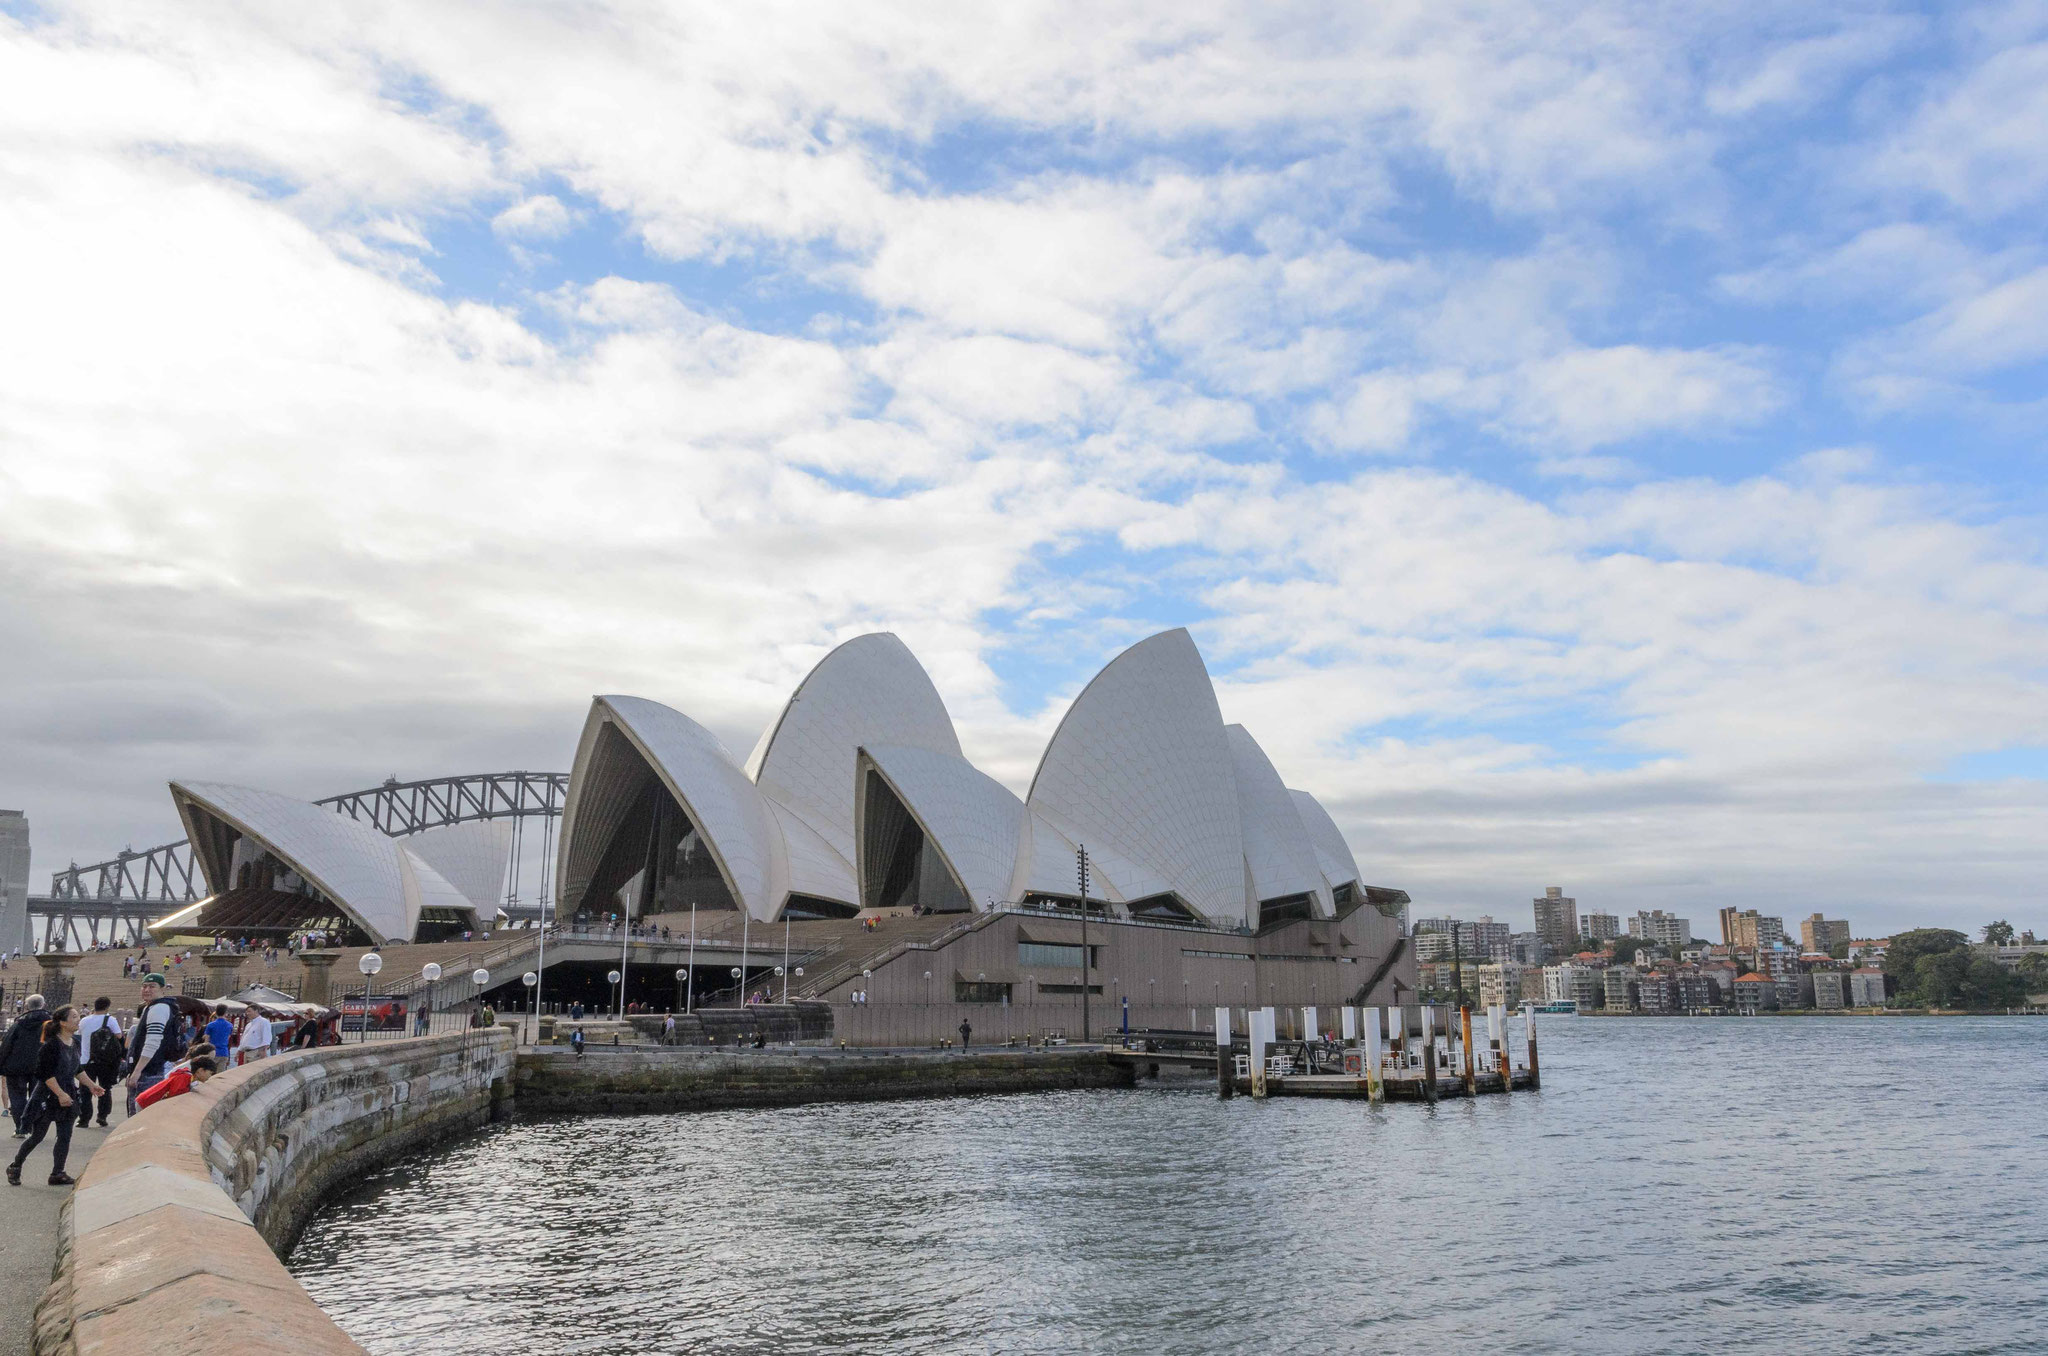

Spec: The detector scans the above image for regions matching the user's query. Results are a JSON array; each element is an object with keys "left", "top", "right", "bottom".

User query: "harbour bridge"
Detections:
[{"left": 27, "top": 771, "right": 567, "bottom": 950}]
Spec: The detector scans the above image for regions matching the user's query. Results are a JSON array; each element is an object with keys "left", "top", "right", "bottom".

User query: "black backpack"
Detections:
[
  {"left": 88, "top": 1020, "right": 124, "bottom": 1069},
  {"left": 129, "top": 999, "right": 187, "bottom": 1070}
]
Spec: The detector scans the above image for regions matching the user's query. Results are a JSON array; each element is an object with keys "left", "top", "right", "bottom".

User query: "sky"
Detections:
[{"left": 2, "top": 2, "right": 2045, "bottom": 938}]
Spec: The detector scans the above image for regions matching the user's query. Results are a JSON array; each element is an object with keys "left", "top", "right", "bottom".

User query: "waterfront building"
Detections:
[
  {"left": 1675, "top": 971, "right": 1718, "bottom": 1011},
  {"left": 1636, "top": 969, "right": 1675, "bottom": 1015},
  {"left": 152, "top": 782, "right": 513, "bottom": 946},
  {"left": 1581, "top": 910, "right": 1621, "bottom": 942},
  {"left": 0, "top": 810, "right": 27, "bottom": 954},
  {"left": 1602, "top": 964, "right": 1638, "bottom": 1012},
  {"left": 1849, "top": 968, "right": 1888, "bottom": 1007},
  {"left": 1733, "top": 972, "right": 1776, "bottom": 1014},
  {"left": 1812, "top": 970, "right": 1848, "bottom": 1010},
  {"left": 1699, "top": 961, "right": 1738, "bottom": 1004},
  {"left": 1978, "top": 940, "right": 2048, "bottom": 971},
  {"left": 1533, "top": 887, "right": 1578, "bottom": 958},
  {"left": 1846, "top": 938, "right": 1888, "bottom": 963},
  {"left": 1800, "top": 913, "right": 1851, "bottom": 955},
  {"left": 1519, "top": 969, "right": 1548, "bottom": 1003},
  {"left": 1630, "top": 910, "right": 1691, "bottom": 951}
]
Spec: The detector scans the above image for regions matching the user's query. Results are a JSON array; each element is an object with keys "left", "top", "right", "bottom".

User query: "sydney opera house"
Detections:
[{"left": 142, "top": 628, "right": 1413, "bottom": 1037}]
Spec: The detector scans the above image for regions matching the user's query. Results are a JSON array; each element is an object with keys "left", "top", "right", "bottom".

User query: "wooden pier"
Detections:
[{"left": 1106, "top": 1001, "right": 1544, "bottom": 1103}]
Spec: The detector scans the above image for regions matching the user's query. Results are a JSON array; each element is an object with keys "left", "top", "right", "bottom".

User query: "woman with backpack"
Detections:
[{"left": 8, "top": 1005, "right": 103, "bottom": 1186}]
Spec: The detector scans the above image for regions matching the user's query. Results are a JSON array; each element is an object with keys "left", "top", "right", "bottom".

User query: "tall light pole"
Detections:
[
  {"left": 357, "top": 952, "right": 382, "bottom": 1043},
  {"left": 422, "top": 962, "right": 443, "bottom": 1036},
  {"left": 674, "top": 967, "right": 688, "bottom": 1015},
  {"left": 1077, "top": 845, "right": 1091, "bottom": 1044},
  {"left": 730, "top": 966, "right": 742, "bottom": 1008},
  {"left": 522, "top": 971, "right": 537, "bottom": 1042},
  {"left": 533, "top": 811, "right": 554, "bottom": 1028},
  {"left": 607, "top": 968, "right": 621, "bottom": 1021},
  {"left": 775, "top": 965, "right": 786, "bottom": 1003},
  {"left": 685, "top": 899, "right": 697, "bottom": 1014},
  {"left": 782, "top": 918, "right": 791, "bottom": 1001},
  {"left": 862, "top": 968, "right": 872, "bottom": 1045},
  {"left": 739, "top": 911, "right": 750, "bottom": 1003},
  {"left": 617, "top": 891, "right": 632, "bottom": 1019}
]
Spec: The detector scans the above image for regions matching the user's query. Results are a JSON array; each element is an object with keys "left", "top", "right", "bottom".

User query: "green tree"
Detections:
[
  {"left": 1983, "top": 920, "right": 2016, "bottom": 946},
  {"left": 2016, "top": 952, "right": 2048, "bottom": 988},
  {"left": 1609, "top": 936, "right": 1648, "bottom": 965},
  {"left": 1884, "top": 929, "right": 1968, "bottom": 982}
]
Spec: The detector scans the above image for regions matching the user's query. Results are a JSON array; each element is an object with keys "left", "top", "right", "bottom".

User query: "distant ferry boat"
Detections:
[{"left": 1535, "top": 1000, "right": 1578, "bottom": 1015}]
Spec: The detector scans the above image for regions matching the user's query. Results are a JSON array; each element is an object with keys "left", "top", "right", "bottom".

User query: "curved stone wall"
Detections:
[{"left": 33, "top": 1030, "right": 515, "bottom": 1356}]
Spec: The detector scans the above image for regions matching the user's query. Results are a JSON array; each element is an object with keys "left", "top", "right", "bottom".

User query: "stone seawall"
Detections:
[
  {"left": 33, "top": 1030, "right": 516, "bottom": 1356},
  {"left": 515, "top": 1045, "right": 1135, "bottom": 1116}
]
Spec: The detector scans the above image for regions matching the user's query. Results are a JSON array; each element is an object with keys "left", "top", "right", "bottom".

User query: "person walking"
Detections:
[
  {"left": 662, "top": 1013, "right": 676, "bottom": 1045},
  {"left": 958, "top": 1018, "right": 972, "bottom": 1051},
  {"left": 0, "top": 996, "right": 50, "bottom": 1137},
  {"left": 75, "top": 999, "right": 124, "bottom": 1128},
  {"left": 8, "top": 1005, "right": 102, "bottom": 1187}
]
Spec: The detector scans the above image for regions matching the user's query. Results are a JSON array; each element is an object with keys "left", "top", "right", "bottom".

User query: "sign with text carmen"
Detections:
[{"left": 339, "top": 994, "right": 410, "bottom": 1032}]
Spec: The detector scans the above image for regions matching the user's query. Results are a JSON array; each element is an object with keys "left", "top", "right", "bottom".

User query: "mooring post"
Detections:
[
  {"left": 1420, "top": 1005, "right": 1437, "bottom": 1103},
  {"left": 1460, "top": 1006, "right": 1477, "bottom": 1096},
  {"left": 1524, "top": 1002, "right": 1541, "bottom": 1090},
  {"left": 1340, "top": 1005, "right": 1357, "bottom": 1047},
  {"left": 1249, "top": 1007, "right": 1270, "bottom": 1098},
  {"left": 1363, "top": 1006, "right": 1383, "bottom": 1103},
  {"left": 1303, "top": 1005, "right": 1318, "bottom": 1049},
  {"left": 1215, "top": 1005, "right": 1234, "bottom": 1099},
  {"left": 1487, "top": 1004, "right": 1507, "bottom": 1094}
]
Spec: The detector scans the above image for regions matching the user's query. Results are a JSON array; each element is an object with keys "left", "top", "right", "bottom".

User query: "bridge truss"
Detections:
[{"left": 31, "top": 771, "right": 568, "bottom": 950}]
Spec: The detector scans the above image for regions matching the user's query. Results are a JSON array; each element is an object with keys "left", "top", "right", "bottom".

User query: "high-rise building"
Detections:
[
  {"left": 0, "top": 811, "right": 28, "bottom": 955},
  {"left": 1413, "top": 915, "right": 1512, "bottom": 963},
  {"left": 1800, "top": 913, "right": 1851, "bottom": 955},
  {"left": 1721, "top": 909, "right": 1785, "bottom": 951},
  {"left": 1581, "top": 911, "right": 1621, "bottom": 942},
  {"left": 1533, "top": 886, "right": 1578, "bottom": 959},
  {"left": 1630, "top": 910, "right": 1691, "bottom": 950}
]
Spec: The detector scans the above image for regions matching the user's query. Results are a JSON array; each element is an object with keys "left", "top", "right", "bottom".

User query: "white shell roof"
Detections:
[
  {"left": 1026, "top": 629, "right": 1246, "bottom": 925},
  {"left": 763, "top": 798, "right": 857, "bottom": 907},
  {"left": 860, "top": 744, "right": 1026, "bottom": 911},
  {"left": 1228, "top": 725, "right": 1333, "bottom": 918},
  {"left": 747, "top": 634, "right": 962, "bottom": 867},
  {"left": 1017, "top": 806, "right": 1128, "bottom": 903},
  {"left": 399, "top": 820, "right": 512, "bottom": 917},
  {"left": 170, "top": 780, "right": 447, "bottom": 945},
  {"left": 561, "top": 696, "right": 788, "bottom": 922},
  {"left": 1288, "top": 787, "right": 1363, "bottom": 895}
]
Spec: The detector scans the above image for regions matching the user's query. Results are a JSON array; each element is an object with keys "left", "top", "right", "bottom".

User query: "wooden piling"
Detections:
[
  {"left": 1460, "top": 1005, "right": 1477, "bottom": 1096},
  {"left": 1524, "top": 1003, "right": 1541, "bottom": 1091}
]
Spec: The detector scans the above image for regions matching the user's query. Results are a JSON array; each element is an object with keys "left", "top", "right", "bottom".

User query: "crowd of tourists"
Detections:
[{"left": 0, "top": 977, "right": 327, "bottom": 1189}]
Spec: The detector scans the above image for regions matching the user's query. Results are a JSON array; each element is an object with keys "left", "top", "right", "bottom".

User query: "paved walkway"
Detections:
[{"left": 0, "top": 1117, "right": 110, "bottom": 1356}]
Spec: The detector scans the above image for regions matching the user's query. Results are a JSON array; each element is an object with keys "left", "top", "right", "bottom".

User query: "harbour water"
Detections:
[{"left": 291, "top": 1018, "right": 2048, "bottom": 1353}]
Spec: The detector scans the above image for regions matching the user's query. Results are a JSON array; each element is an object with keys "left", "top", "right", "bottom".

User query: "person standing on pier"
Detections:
[
  {"left": 958, "top": 1019, "right": 972, "bottom": 1051},
  {"left": 7, "top": 1006, "right": 103, "bottom": 1187},
  {"left": 75, "top": 999, "right": 123, "bottom": 1128},
  {"left": 0, "top": 995, "right": 50, "bottom": 1136}
]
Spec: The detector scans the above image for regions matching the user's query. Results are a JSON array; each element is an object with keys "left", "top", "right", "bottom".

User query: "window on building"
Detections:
[
  {"left": 954, "top": 981, "right": 1013, "bottom": 1004},
  {"left": 1018, "top": 942, "right": 1100, "bottom": 969},
  {"left": 1036, "top": 983, "right": 1104, "bottom": 996}
]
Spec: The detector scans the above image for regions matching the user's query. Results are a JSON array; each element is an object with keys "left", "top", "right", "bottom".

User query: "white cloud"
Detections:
[{"left": 492, "top": 194, "right": 576, "bottom": 241}]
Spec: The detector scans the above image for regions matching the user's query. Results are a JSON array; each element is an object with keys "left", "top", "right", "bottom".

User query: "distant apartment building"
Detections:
[
  {"left": 1416, "top": 916, "right": 1513, "bottom": 964},
  {"left": 1542, "top": 963, "right": 1602, "bottom": 1009},
  {"left": 1509, "top": 932, "right": 1546, "bottom": 966},
  {"left": 1581, "top": 911, "right": 1621, "bottom": 942},
  {"left": 1811, "top": 970, "right": 1848, "bottom": 1010},
  {"left": 1800, "top": 913, "right": 1852, "bottom": 955},
  {"left": 1533, "top": 887, "right": 1578, "bottom": 958},
  {"left": 1733, "top": 973, "right": 1776, "bottom": 1014},
  {"left": 1630, "top": 910, "right": 1691, "bottom": 951},
  {"left": 1698, "top": 962, "right": 1738, "bottom": 1006},
  {"left": 1603, "top": 965, "right": 1638, "bottom": 1013},
  {"left": 1721, "top": 908, "right": 1787, "bottom": 950},
  {"left": 1475, "top": 962, "right": 1524, "bottom": 1010},
  {"left": 1848, "top": 968, "right": 1888, "bottom": 1007},
  {"left": 1674, "top": 971, "right": 1717, "bottom": 1011},
  {"left": 0, "top": 810, "right": 27, "bottom": 955},
  {"left": 1519, "top": 969, "right": 1548, "bottom": 1003},
  {"left": 1636, "top": 970, "right": 1675, "bottom": 1015},
  {"left": 1413, "top": 929, "right": 1459, "bottom": 963}
]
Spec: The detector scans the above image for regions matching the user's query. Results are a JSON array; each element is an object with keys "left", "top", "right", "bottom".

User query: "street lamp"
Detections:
[
  {"left": 607, "top": 968, "right": 621, "bottom": 1019},
  {"left": 422, "top": 962, "right": 443, "bottom": 1036},
  {"left": 775, "top": 964, "right": 786, "bottom": 1003},
  {"left": 357, "top": 952, "right": 383, "bottom": 1043},
  {"left": 522, "top": 971, "right": 537, "bottom": 1041},
  {"left": 730, "top": 966, "right": 743, "bottom": 1007},
  {"left": 674, "top": 967, "right": 688, "bottom": 1014}
]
